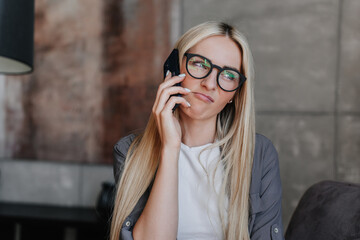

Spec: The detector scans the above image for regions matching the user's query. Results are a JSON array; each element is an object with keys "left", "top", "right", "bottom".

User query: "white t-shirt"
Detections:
[{"left": 177, "top": 142, "right": 226, "bottom": 240}]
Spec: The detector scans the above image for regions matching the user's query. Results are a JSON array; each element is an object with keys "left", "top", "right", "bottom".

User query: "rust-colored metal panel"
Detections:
[{"left": 1, "top": 0, "right": 171, "bottom": 163}]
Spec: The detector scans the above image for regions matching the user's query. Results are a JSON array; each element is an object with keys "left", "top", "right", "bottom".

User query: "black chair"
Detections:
[{"left": 285, "top": 180, "right": 360, "bottom": 240}]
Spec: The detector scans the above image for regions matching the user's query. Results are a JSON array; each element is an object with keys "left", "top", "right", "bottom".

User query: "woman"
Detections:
[{"left": 110, "top": 21, "right": 284, "bottom": 240}]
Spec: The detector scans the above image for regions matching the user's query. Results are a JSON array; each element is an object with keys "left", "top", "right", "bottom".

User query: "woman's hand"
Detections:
[{"left": 152, "top": 71, "right": 191, "bottom": 149}]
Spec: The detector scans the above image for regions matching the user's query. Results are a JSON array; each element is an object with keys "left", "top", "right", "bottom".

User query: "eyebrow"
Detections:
[
  {"left": 196, "top": 53, "right": 240, "bottom": 72},
  {"left": 223, "top": 65, "right": 240, "bottom": 72}
]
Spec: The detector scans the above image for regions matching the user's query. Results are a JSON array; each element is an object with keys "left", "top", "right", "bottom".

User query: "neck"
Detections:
[{"left": 179, "top": 112, "right": 217, "bottom": 147}]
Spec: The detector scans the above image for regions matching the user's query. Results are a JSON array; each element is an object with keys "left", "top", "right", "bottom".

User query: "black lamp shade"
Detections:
[{"left": 0, "top": 0, "right": 34, "bottom": 74}]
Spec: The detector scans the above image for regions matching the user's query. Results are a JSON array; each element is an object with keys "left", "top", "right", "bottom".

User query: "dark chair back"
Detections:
[{"left": 285, "top": 180, "right": 360, "bottom": 240}]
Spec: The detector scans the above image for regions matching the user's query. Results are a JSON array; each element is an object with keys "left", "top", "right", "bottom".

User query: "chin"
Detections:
[{"left": 179, "top": 105, "right": 214, "bottom": 121}]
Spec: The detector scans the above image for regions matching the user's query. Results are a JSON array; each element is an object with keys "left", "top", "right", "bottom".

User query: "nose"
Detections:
[{"left": 200, "top": 68, "right": 218, "bottom": 91}]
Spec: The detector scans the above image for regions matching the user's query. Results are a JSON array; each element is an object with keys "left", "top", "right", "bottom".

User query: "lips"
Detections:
[{"left": 193, "top": 92, "right": 214, "bottom": 103}]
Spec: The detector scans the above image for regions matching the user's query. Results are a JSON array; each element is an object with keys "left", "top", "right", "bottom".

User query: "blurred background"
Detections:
[{"left": 0, "top": 0, "right": 359, "bottom": 239}]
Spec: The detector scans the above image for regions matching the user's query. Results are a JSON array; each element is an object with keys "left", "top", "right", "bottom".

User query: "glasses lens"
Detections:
[
  {"left": 219, "top": 69, "right": 240, "bottom": 91},
  {"left": 187, "top": 55, "right": 211, "bottom": 78}
]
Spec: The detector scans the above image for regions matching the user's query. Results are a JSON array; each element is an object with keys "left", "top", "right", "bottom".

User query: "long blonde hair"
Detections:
[{"left": 110, "top": 21, "right": 255, "bottom": 240}]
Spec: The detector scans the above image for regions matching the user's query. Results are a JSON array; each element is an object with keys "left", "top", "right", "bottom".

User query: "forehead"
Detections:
[{"left": 189, "top": 35, "right": 242, "bottom": 70}]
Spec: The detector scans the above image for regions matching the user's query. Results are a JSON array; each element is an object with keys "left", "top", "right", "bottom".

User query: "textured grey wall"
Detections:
[
  {"left": 0, "top": 160, "right": 113, "bottom": 207},
  {"left": 178, "top": 0, "right": 360, "bottom": 229}
]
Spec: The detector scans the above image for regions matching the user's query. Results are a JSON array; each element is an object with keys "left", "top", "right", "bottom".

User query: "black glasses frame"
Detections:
[{"left": 184, "top": 53, "right": 247, "bottom": 92}]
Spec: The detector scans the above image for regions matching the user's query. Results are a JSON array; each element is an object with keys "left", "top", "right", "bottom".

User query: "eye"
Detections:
[
  {"left": 221, "top": 70, "right": 239, "bottom": 81},
  {"left": 223, "top": 71, "right": 235, "bottom": 80},
  {"left": 189, "top": 57, "right": 211, "bottom": 70}
]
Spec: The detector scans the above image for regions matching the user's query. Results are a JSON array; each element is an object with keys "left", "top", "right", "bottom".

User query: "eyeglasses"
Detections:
[{"left": 184, "top": 53, "right": 246, "bottom": 92}]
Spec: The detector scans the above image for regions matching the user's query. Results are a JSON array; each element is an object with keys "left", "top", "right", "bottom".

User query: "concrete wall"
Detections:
[
  {"left": 0, "top": 160, "right": 113, "bottom": 207},
  {"left": 177, "top": 0, "right": 360, "bottom": 228}
]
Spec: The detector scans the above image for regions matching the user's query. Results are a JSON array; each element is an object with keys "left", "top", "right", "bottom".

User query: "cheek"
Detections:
[
  {"left": 181, "top": 77, "right": 193, "bottom": 89},
  {"left": 219, "top": 91, "right": 235, "bottom": 104},
  {"left": 227, "top": 94, "right": 235, "bottom": 103},
  {"left": 180, "top": 63, "right": 191, "bottom": 86},
  {"left": 214, "top": 92, "right": 236, "bottom": 112},
  {"left": 181, "top": 72, "right": 197, "bottom": 89},
  {"left": 180, "top": 59, "right": 187, "bottom": 75}
]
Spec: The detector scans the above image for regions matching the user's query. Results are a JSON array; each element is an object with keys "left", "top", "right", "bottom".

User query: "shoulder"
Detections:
[
  {"left": 254, "top": 133, "right": 279, "bottom": 169},
  {"left": 114, "top": 133, "right": 137, "bottom": 157},
  {"left": 251, "top": 133, "right": 281, "bottom": 194},
  {"left": 255, "top": 133, "right": 277, "bottom": 156},
  {"left": 113, "top": 133, "right": 137, "bottom": 183}
]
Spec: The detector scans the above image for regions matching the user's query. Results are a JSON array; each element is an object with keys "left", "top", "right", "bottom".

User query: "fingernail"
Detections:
[
  {"left": 166, "top": 70, "right": 170, "bottom": 76},
  {"left": 187, "top": 101, "right": 191, "bottom": 107},
  {"left": 178, "top": 73, "right": 186, "bottom": 77},
  {"left": 184, "top": 88, "right": 191, "bottom": 92}
]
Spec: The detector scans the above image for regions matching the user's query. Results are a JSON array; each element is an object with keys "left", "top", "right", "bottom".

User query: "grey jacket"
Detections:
[{"left": 113, "top": 133, "right": 285, "bottom": 240}]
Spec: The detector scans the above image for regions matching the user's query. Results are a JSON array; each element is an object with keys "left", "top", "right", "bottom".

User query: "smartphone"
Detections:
[
  {"left": 163, "top": 48, "right": 180, "bottom": 79},
  {"left": 163, "top": 49, "right": 181, "bottom": 111}
]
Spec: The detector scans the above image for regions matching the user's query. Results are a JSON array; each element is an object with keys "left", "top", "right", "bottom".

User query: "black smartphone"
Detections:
[
  {"left": 163, "top": 49, "right": 181, "bottom": 111},
  {"left": 163, "top": 48, "right": 180, "bottom": 79}
]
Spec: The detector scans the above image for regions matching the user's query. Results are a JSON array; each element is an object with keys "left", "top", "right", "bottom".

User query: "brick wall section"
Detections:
[
  {"left": 101, "top": 0, "right": 171, "bottom": 163},
  {"left": 0, "top": 0, "right": 171, "bottom": 163},
  {"left": 24, "top": 0, "right": 105, "bottom": 162}
]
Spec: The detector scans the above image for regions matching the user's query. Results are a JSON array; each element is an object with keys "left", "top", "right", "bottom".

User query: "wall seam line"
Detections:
[{"left": 334, "top": 0, "right": 344, "bottom": 181}]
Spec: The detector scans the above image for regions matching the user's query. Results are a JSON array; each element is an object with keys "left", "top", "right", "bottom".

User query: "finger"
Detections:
[
  {"left": 165, "top": 73, "right": 186, "bottom": 83},
  {"left": 162, "top": 96, "right": 191, "bottom": 114},
  {"left": 164, "top": 71, "right": 185, "bottom": 81},
  {"left": 155, "top": 87, "right": 191, "bottom": 114},
  {"left": 155, "top": 73, "right": 186, "bottom": 106},
  {"left": 154, "top": 86, "right": 190, "bottom": 115},
  {"left": 154, "top": 74, "right": 186, "bottom": 111},
  {"left": 164, "top": 70, "right": 172, "bottom": 81}
]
